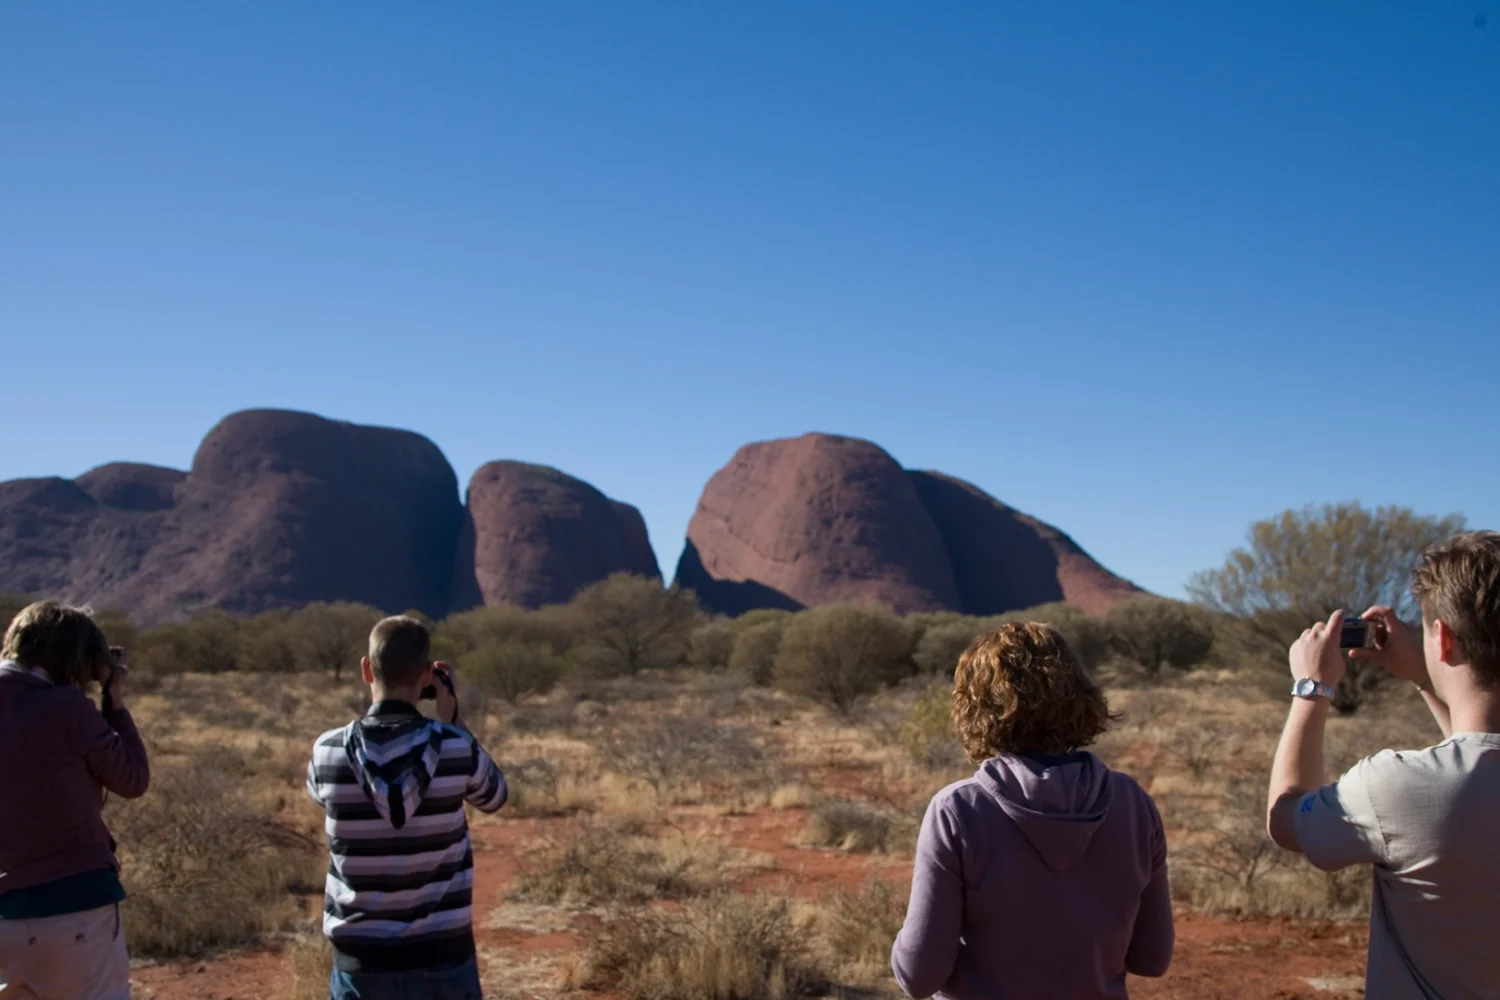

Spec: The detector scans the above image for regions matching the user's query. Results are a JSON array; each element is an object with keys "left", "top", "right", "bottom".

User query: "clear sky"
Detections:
[{"left": 2, "top": 2, "right": 1496, "bottom": 598}]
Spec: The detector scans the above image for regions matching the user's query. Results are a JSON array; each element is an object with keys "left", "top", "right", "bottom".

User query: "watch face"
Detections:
[{"left": 1294, "top": 679, "right": 1316, "bottom": 697}]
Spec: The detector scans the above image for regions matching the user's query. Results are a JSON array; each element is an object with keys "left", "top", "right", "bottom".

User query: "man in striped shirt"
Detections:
[{"left": 307, "top": 615, "right": 507, "bottom": 999}]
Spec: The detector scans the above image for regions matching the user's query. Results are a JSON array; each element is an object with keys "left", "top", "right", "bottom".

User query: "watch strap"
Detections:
[{"left": 1292, "top": 678, "right": 1336, "bottom": 700}]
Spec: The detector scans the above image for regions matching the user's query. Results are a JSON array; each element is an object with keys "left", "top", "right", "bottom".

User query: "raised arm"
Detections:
[
  {"left": 1267, "top": 612, "right": 1342, "bottom": 853},
  {"left": 1350, "top": 606, "right": 1451, "bottom": 739},
  {"left": 80, "top": 679, "right": 150, "bottom": 800}
]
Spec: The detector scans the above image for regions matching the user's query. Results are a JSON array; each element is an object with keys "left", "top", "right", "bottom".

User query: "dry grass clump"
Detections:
[
  {"left": 602, "top": 714, "right": 777, "bottom": 806},
  {"left": 510, "top": 819, "right": 729, "bottom": 907},
  {"left": 110, "top": 750, "right": 323, "bottom": 956},
  {"left": 286, "top": 932, "right": 332, "bottom": 1000},
  {"left": 769, "top": 783, "right": 819, "bottom": 810},
  {"left": 575, "top": 894, "right": 828, "bottom": 1000},
  {"left": 804, "top": 799, "right": 894, "bottom": 853},
  {"left": 817, "top": 878, "right": 908, "bottom": 983}
]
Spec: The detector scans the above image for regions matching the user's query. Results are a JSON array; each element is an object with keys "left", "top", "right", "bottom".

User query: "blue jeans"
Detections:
[{"left": 330, "top": 956, "right": 482, "bottom": 1000}]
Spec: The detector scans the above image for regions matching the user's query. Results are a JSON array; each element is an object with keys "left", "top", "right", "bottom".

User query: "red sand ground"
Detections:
[{"left": 129, "top": 810, "right": 1369, "bottom": 1000}]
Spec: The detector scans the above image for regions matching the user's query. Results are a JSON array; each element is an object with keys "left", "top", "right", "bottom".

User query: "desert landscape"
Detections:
[{"left": 2, "top": 407, "right": 1460, "bottom": 999}]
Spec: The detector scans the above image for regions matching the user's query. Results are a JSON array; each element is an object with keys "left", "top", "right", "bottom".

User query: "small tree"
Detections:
[
  {"left": 1104, "top": 596, "right": 1215, "bottom": 677},
  {"left": 465, "top": 641, "right": 564, "bottom": 704},
  {"left": 773, "top": 605, "right": 910, "bottom": 712},
  {"left": 135, "top": 611, "right": 242, "bottom": 675},
  {"left": 1189, "top": 502, "right": 1463, "bottom": 711},
  {"left": 569, "top": 574, "right": 700, "bottom": 677},
  {"left": 289, "top": 602, "right": 382, "bottom": 680}
]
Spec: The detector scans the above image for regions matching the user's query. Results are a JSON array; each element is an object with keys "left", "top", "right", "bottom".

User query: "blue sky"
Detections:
[{"left": 2, "top": 2, "right": 1496, "bottom": 598}]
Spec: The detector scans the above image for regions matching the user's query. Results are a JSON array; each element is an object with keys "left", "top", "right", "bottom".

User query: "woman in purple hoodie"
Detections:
[{"left": 892, "top": 622, "right": 1173, "bottom": 999}]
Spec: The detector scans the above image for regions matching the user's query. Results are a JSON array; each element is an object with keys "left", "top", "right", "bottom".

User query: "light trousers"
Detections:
[{"left": 0, "top": 905, "right": 129, "bottom": 1000}]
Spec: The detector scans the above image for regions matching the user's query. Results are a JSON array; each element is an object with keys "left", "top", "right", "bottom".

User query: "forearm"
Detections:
[{"left": 1266, "top": 698, "right": 1330, "bottom": 852}]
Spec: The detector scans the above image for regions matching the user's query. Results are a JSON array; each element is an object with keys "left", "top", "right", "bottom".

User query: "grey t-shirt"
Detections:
[{"left": 1296, "top": 732, "right": 1500, "bottom": 1000}]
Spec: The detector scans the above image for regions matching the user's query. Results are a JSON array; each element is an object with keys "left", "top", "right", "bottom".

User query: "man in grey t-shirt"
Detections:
[{"left": 1267, "top": 531, "right": 1500, "bottom": 1000}]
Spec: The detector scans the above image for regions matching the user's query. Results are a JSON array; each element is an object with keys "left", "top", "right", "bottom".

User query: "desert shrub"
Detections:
[
  {"left": 602, "top": 714, "right": 773, "bottom": 803},
  {"left": 236, "top": 609, "right": 301, "bottom": 673},
  {"left": 1189, "top": 502, "right": 1463, "bottom": 712},
  {"left": 110, "top": 750, "right": 322, "bottom": 956},
  {"left": 900, "top": 681, "right": 966, "bottom": 770},
  {"left": 689, "top": 619, "right": 737, "bottom": 671},
  {"left": 773, "top": 605, "right": 911, "bottom": 712},
  {"left": 821, "top": 879, "right": 909, "bottom": 977},
  {"left": 134, "top": 611, "right": 243, "bottom": 675},
  {"left": 576, "top": 893, "right": 825, "bottom": 1000},
  {"left": 805, "top": 799, "right": 894, "bottom": 853},
  {"left": 436, "top": 603, "right": 577, "bottom": 660},
  {"left": 1104, "top": 596, "right": 1216, "bottom": 677},
  {"left": 287, "top": 933, "right": 333, "bottom": 1000},
  {"left": 769, "top": 783, "right": 819, "bottom": 810},
  {"left": 730, "top": 619, "right": 787, "bottom": 686},
  {"left": 912, "top": 618, "right": 987, "bottom": 676},
  {"left": 464, "top": 640, "right": 564, "bottom": 704},
  {"left": 511, "top": 819, "right": 726, "bottom": 906},
  {"left": 569, "top": 573, "right": 701, "bottom": 676}
]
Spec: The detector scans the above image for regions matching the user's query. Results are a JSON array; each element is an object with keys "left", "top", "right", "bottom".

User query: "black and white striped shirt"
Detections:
[{"left": 306, "top": 701, "right": 507, "bottom": 973}]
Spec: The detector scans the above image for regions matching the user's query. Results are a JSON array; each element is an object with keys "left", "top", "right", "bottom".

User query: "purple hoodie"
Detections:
[{"left": 891, "top": 752, "right": 1173, "bottom": 999}]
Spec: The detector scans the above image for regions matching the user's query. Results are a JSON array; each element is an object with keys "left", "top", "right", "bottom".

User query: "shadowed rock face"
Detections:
[
  {"left": 676, "top": 435, "right": 1142, "bottom": 617},
  {"left": 907, "top": 471, "right": 1141, "bottom": 616},
  {"left": 0, "top": 410, "right": 466, "bottom": 624},
  {"left": 461, "top": 461, "right": 661, "bottom": 610},
  {"left": 674, "top": 434, "right": 961, "bottom": 616}
]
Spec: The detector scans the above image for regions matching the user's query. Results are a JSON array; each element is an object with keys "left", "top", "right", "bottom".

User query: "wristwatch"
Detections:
[{"left": 1291, "top": 678, "right": 1336, "bottom": 700}]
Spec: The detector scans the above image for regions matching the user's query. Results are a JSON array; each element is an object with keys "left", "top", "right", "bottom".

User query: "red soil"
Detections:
[{"left": 129, "top": 809, "right": 1369, "bottom": 1000}]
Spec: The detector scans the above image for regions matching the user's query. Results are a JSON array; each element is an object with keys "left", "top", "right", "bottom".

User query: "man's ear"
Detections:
[
  {"left": 419, "top": 661, "right": 436, "bottom": 687},
  {"left": 361, "top": 656, "right": 375, "bottom": 685},
  {"left": 1435, "top": 620, "right": 1461, "bottom": 666}
]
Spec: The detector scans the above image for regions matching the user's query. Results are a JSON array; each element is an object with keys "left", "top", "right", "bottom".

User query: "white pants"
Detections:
[{"left": 0, "top": 905, "right": 129, "bottom": 1000}]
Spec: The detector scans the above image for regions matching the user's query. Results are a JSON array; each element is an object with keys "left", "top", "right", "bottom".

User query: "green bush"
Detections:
[
  {"left": 688, "top": 620, "right": 737, "bottom": 671},
  {"left": 135, "top": 611, "right": 242, "bottom": 675},
  {"left": 465, "top": 641, "right": 565, "bottom": 704},
  {"left": 1104, "top": 596, "right": 1215, "bottom": 676},
  {"left": 900, "top": 681, "right": 966, "bottom": 770},
  {"left": 436, "top": 603, "right": 578, "bottom": 660},
  {"left": 728, "top": 620, "right": 786, "bottom": 686},
  {"left": 772, "top": 605, "right": 910, "bottom": 711},
  {"left": 912, "top": 618, "right": 987, "bottom": 676}
]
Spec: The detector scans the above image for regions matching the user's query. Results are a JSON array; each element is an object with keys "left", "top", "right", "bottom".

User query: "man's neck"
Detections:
[
  {"left": 368, "top": 686, "right": 421, "bottom": 709},
  {"left": 1443, "top": 684, "right": 1500, "bottom": 735}
]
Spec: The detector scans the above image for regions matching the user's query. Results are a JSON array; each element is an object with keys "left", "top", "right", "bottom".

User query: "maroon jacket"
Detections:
[{"left": 0, "top": 663, "right": 151, "bottom": 895}]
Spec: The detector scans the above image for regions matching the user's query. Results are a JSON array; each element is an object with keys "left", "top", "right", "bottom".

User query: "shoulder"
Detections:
[
  {"left": 312, "top": 723, "right": 353, "bottom": 753},
  {"left": 1352, "top": 738, "right": 1492, "bottom": 804}
]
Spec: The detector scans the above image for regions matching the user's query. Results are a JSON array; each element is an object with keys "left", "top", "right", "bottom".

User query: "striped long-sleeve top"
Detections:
[{"left": 306, "top": 700, "right": 507, "bottom": 973}]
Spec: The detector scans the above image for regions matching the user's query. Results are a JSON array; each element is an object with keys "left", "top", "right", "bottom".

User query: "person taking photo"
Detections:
[
  {"left": 0, "top": 601, "right": 151, "bottom": 1000},
  {"left": 1267, "top": 531, "right": 1500, "bottom": 1000},
  {"left": 307, "top": 615, "right": 508, "bottom": 1000}
]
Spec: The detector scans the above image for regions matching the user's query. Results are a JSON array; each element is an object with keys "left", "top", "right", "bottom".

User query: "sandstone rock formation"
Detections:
[
  {"left": 0, "top": 410, "right": 466, "bottom": 624},
  {"left": 676, "top": 434, "right": 1141, "bottom": 617},
  {"left": 674, "top": 434, "right": 962, "bottom": 616},
  {"left": 457, "top": 461, "right": 661, "bottom": 610}
]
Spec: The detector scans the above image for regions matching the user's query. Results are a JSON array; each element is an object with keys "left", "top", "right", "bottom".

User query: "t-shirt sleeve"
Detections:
[{"left": 1294, "top": 754, "right": 1389, "bottom": 872}]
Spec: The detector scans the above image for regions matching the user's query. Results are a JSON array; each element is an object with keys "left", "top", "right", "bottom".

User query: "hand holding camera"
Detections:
[
  {"left": 1348, "top": 606, "right": 1431, "bottom": 692},
  {"left": 96, "top": 646, "right": 130, "bottom": 711},
  {"left": 421, "top": 661, "right": 460, "bottom": 725}
]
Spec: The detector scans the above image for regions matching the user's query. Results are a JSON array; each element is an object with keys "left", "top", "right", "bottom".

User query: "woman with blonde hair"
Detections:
[
  {"left": 892, "top": 622, "right": 1173, "bottom": 999},
  {"left": 0, "top": 601, "right": 150, "bottom": 1000}
]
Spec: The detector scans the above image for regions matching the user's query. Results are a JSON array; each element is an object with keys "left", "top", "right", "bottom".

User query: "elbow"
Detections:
[
  {"left": 1126, "top": 945, "right": 1174, "bottom": 979},
  {"left": 113, "top": 764, "right": 151, "bottom": 800},
  {"left": 1266, "top": 796, "right": 1303, "bottom": 854},
  {"left": 890, "top": 940, "right": 947, "bottom": 999}
]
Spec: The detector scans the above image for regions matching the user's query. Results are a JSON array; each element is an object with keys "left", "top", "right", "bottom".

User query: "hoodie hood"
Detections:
[
  {"left": 974, "top": 751, "right": 1114, "bottom": 870},
  {"left": 343, "top": 712, "right": 449, "bottom": 830}
]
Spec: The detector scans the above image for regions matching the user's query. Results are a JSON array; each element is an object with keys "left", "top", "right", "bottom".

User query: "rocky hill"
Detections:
[
  {"left": 0, "top": 410, "right": 656, "bottom": 624},
  {"left": 1, "top": 416, "right": 1140, "bottom": 623},
  {"left": 675, "top": 433, "right": 1141, "bottom": 616},
  {"left": 454, "top": 461, "right": 660, "bottom": 610}
]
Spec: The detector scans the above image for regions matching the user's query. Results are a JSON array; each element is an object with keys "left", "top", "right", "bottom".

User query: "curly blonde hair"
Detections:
[{"left": 952, "top": 621, "right": 1112, "bottom": 762}]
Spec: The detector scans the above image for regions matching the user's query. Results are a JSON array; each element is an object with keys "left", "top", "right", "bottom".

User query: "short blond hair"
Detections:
[
  {"left": 2, "top": 600, "right": 112, "bottom": 690},
  {"left": 1412, "top": 531, "right": 1500, "bottom": 688},
  {"left": 368, "top": 616, "right": 431, "bottom": 688},
  {"left": 952, "top": 621, "right": 1112, "bottom": 762}
]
